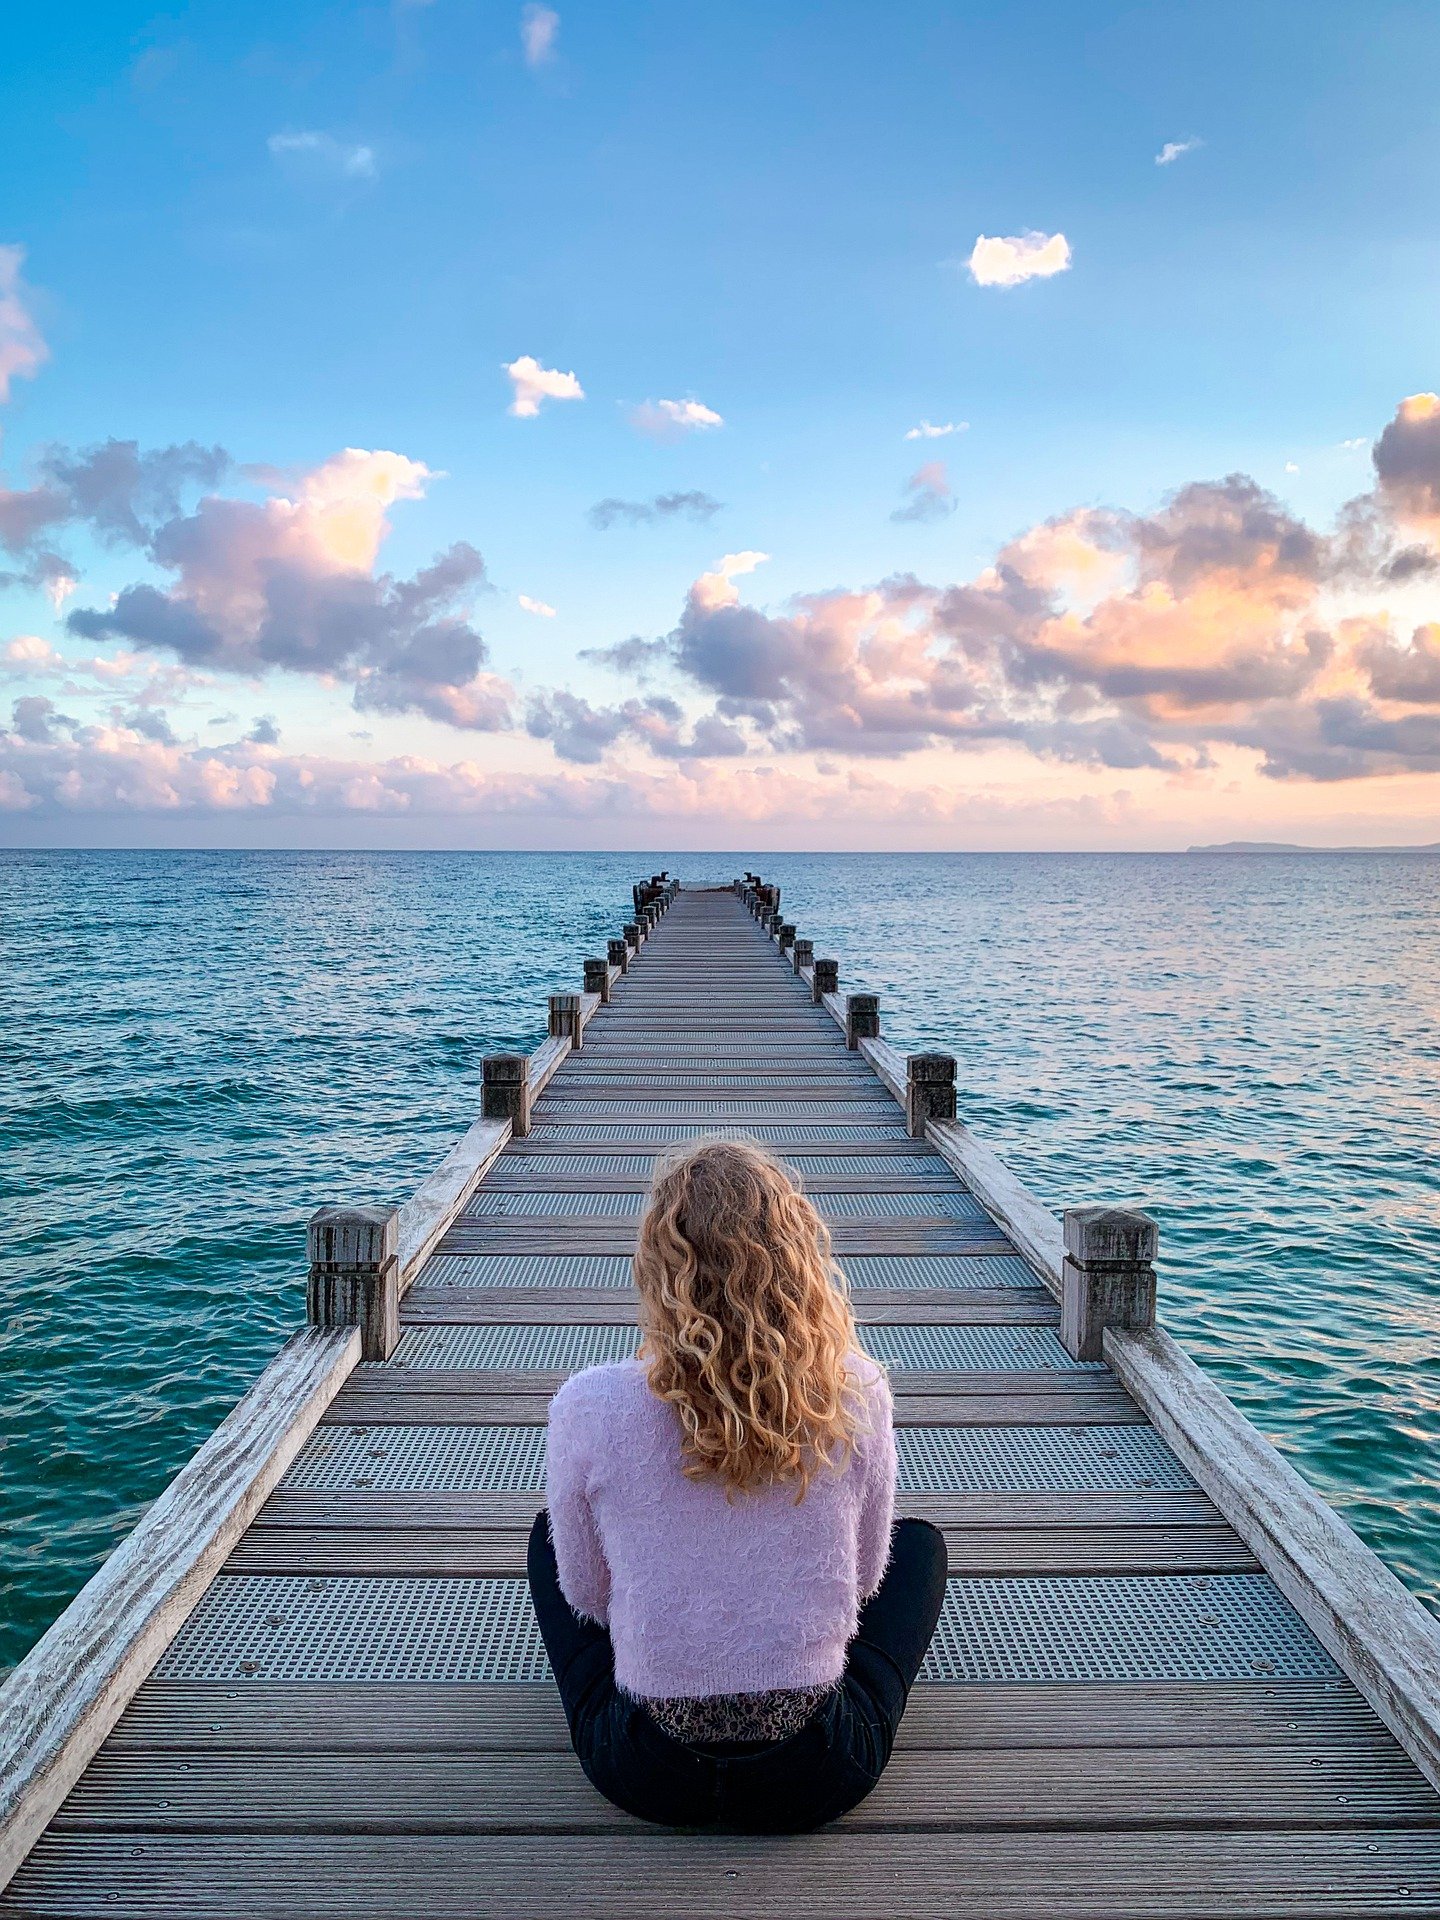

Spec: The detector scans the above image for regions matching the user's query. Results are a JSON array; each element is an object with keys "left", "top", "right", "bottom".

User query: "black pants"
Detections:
[{"left": 526, "top": 1511, "right": 948, "bottom": 1832}]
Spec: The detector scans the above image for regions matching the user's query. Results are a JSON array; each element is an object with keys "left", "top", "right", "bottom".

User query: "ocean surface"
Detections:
[{"left": 2, "top": 848, "right": 1437, "bottom": 1670}]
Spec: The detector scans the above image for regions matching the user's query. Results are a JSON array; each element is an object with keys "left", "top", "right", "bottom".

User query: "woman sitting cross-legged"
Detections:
[{"left": 526, "top": 1136, "right": 948, "bottom": 1833}]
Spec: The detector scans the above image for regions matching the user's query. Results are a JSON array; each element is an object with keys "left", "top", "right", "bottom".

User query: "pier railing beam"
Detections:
[
  {"left": 845, "top": 991, "right": 880, "bottom": 1050},
  {"left": 549, "top": 992, "right": 584, "bottom": 1050},
  {"left": 1060, "top": 1205, "right": 1158, "bottom": 1361},
  {"left": 482, "top": 1051, "right": 532, "bottom": 1137},
  {"left": 812, "top": 958, "right": 838, "bottom": 1005},
  {"left": 906, "top": 1052, "right": 956, "bottom": 1137},
  {"left": 306, "top": 1205, "right": 400, "bottom": 1361},
  {"left": 583, "top": 957, "right": 610, "bottom": 1004}
]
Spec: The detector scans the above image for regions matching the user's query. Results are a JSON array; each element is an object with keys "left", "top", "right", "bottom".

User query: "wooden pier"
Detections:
[{"left": 3, "top": 876, "right": 1440, "bottom": 1916}]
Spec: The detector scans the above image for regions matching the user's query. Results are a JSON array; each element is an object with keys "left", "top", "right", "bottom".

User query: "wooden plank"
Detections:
[
  {"left": 399, "top": 1287, "right": 1059, "bottom": 1326},
  {"left": 223, "top": 1523, "right": 1258, "bottom": 1577},
  {"left": 51, "top": 1742, "right": 1440, "bottom": 1834},
  {"left": 321, "top": 1387, "right": 1148, "bottom": 1427},
  {"left": 0, "top": 1328, "right": 361, "bottom": 1896},
  {"left": 395, "top": 1119, "right": 510, "bottom": 1286},
  {"left": 9, "top": 1828, "right": 1440, "bottom": 1917},
  {"left": 1109, "top": 1325, "right": 1440, "bottom": 1796},
  {"left": 342, "top": 1366, "right": 1124, "bottom": 1399},
  {"left": 252, "top": 1489, "right": 1230, "bottom": 1531},
  {"left": 103, "top": 1677, "right": 1394, "bottom": 1756}
]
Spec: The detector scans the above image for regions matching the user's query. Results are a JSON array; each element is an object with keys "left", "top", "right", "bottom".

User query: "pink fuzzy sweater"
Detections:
[{"left": 545, "top": 1355, "right": 896, "bottom": 1699}]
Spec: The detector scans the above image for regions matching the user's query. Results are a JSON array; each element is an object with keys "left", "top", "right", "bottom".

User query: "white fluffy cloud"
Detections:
[
  {"left": 518, "top": 594, "right": 556, "bottom": 617},
  {"left": 631, "top": 398, "right": 724, "bottom": 437},
  {"left": 0, "top": 245, "right": 48, "bottom": 404},
  {"left": 905, "top": 420, "right": 967, "bottom": 441},
  {"left": 967, "top": 231, "right": 1072, "bottom": 288},
  {"left": 267, "top": 132, "right": 377, "bottom": 180},
  {"left": 689, "top": 550, "right": 769, "bottom": 613},
  {"left": 1155, "top": 138, "right": 1202, "bottom": 167},
  {"left": 503, "top": 354, "right": 584, "bottom": 418},
  {"left": 520, "top": 4, "right": 559, "bottom": 67}
]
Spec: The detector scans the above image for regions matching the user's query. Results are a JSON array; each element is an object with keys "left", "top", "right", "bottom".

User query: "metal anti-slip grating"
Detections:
[
  {"left": 530, "top": 1123, "right": 912, "bottom": 1144},
  {"left": 390, "top": 1323, "right": 639, "bottom": 1371},
  {"left": 841, "top": 1254, "right": 1032, "bottom": 1289},
  {"left": 390, "top": 1322, "right": 1086, "bottom": 1373},
  {"left": 815, "top": 1192, "right": 987, "bottom": 1221},
  {"left": 536, "top": 1101, "right": 896, "bottom": 1119},
  {"left": 486, "top": 1154, "right": 955, "bottom": 1179},
  {"left": 465, "top": 1191, "right": 647, "bottom": 1218},
  {"left": 284, "top": 1424, "right": 548, "bottom": 1491},
  {"left": 863, "top": 1325, "right": 1099, "bottom": 1372},
  {"left": 283, "top": 1420, "right": 1192, "bottom": 1494},
  {"left": 895, "top": 1424, "right": 1194, "bottom": 1491},
  {"left": 463, "top": 1189, "right": 983, "bottom": 1221},
  {"left": 558, "top": 1073, "right": 872, "bottom": 1088},
  {"left": 158, "top": 1574, "right": 1337, "bottom": 1683},
  {"left": 419, "top": 1254, "right": 633, "bottom": 1287}
]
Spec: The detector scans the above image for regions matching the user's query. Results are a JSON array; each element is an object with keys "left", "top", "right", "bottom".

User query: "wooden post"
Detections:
[
  {"left": 793, "top": 936, "right": 813, "bottom": 976},
  {"left": 778, "top": 921, "right": 796, "bottom": 953},
  {"left": 905, "top": 1052, "right": 956, "bottom": 1137},
  {"left": 812, "top": 957, "right": 838, "bottom": 1004},
  {"left": 1061, "top": 1206, "right": 1158, "bottom": 1361},
  {"left": 583, "top": 957, "right": 610, "bottom": 1004},
  {"left": 623, "top": 921, "right": 641, "bottom": 951},
  {"left": 306, "top": 1205, "right": 399, "bottom": 1361},
  {"left": 482, "top": 1051, "right": 531, "bottom": 1137},
  {"left": 608, "top": 935, "right": 629, "bottom": 975},
  {"left": 845, "top": 991, "right": 879, "bottom": 1049},
  {"left": 549, "top": 992, "right": 583, "bottom": 1050}
]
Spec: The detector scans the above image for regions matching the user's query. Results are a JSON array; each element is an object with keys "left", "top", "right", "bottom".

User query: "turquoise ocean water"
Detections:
[{"left": 2, "top": 849, "right": 1437, "bottom": 1670}]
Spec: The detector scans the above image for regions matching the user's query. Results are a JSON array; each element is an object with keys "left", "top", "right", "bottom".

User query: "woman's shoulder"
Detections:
[
  {"left": 846, "top": 1350, "right": 894, "bottom": 1434},
  {"left": 548, "top": 1356, "right": 652, "bottom": 1425}
]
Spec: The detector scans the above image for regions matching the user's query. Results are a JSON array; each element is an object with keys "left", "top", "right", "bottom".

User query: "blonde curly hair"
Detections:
[{"left": 633, "top": 1137, "right": 865, "bottom": 1497}]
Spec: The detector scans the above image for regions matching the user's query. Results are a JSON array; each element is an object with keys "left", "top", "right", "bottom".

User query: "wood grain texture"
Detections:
[
  {"left": 103, "top": 1676, "right": 1390, "bottom": 1755},
  {"left": 396, "top": 1119, "right": 510, "bottom": 1285},
  {"left": 399, "top": 1287, "right": 1060, "bottom": 1325},
  {"left": 0, "top": 1327, "right": 360, "bottom": 1894},
  {"left": 1109, "top": 1325, "right": 1440, "bottom": 1795},
  {"left": 52, "top": 1741, "right": 1438, "bottom": 1833},
  {"left": 7, "top": 1828, "right": 1440, "bottom": 1918},
  {"left": 927, "top": 1118, "right": 1065, "bottom": 1296}
]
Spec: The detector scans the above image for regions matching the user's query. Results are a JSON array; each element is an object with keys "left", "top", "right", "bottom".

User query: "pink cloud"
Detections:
[{"left": 0, "top": 246, "right": 48, "bottom": 403}]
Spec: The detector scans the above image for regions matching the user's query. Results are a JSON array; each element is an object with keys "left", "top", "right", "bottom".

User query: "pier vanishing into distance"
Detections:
[{"left": 3, "top": 877, "right": 1440, "bottom": 1915}]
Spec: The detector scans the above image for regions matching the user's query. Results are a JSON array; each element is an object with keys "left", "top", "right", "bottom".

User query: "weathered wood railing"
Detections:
[
  {"left": 735, "top": 868, "right": 1440, "bottom": 1794},
  {"left": 0, "top": 874, "right": 678, "bottom": 1893}
]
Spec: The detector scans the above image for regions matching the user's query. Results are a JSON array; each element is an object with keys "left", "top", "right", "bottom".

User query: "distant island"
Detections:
[{"left": 1189, "top": 840, "right": 1440, "bottom": 853}]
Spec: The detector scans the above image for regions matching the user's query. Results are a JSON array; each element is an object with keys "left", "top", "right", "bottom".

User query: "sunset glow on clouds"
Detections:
[{"left": 3, "top": 3, "right": 1440, "bottom": 847}]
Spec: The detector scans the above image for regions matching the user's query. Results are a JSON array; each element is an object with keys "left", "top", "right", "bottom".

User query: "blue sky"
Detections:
[{"left": 3, "top": 1, "right": 1440, "bottom": 846}]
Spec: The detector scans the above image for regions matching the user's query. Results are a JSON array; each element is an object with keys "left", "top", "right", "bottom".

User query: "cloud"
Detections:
[
  {"left": 503, "top": 354, "right": 583, "bottom": 418},
  {"left": 630, "top": 398, "right": 724, "bottom": 438},
  {"left": 40, "top": 440, "right": 230, "bottom": 545},
  {"left": 689, "top": 550, "right": 768, "bottom": 613},
  {"left": 0, "top": 246, "right": 48, "bottom": 404},
  {"left": 1155, "top": 138, "right": 1202, "bottom": 166},
  {"left": 267, "top": 132, "right": 377, "bottom": 179},
  {"left": 967, "top": 231, "right": 1072, "bottom": 288},
  {"left": 905, "top": 421, "right": 967, "bottom": 441},
  {"left": 1372, "top": 393, "right": 1440, "bottom": 526},
  {"left": 892, "top": 461, "right": 955, "bottom": 524},
  {"left": 587, "top": 490, "right": 722, "bottom": 530},
  {"left": 520, "top": 3, "right": 559, "bottom": 67},
  {"left": 518, "top": 593, "right": 556, "bottom": 617},
  {"left": 62, "top": 448, "right": 515, "bottom": 731}
]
